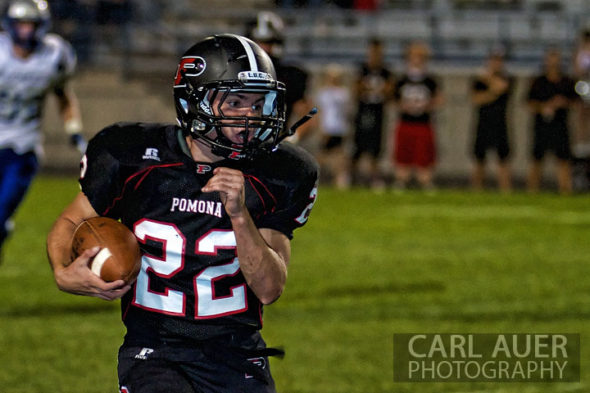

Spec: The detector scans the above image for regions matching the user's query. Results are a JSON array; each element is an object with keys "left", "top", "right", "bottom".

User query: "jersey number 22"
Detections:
[{"left": 132, "top": 220, "right": 247, "bottom": 319}]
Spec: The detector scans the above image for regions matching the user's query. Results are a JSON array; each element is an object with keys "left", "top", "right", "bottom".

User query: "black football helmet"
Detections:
[
  {"left": 2, "top": 0, "right": 50, "bottom": 50},
  {"left": 173, "top": 34, "right": 287, "bottom": 160}
]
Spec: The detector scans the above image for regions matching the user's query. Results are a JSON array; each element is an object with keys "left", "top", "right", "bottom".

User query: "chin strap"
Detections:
[
  {"left": 289, "top": 107, "right": 317, "bottom": 136},
  {"left": 268, "top": 106, "right": 317, "bottom": 149}
]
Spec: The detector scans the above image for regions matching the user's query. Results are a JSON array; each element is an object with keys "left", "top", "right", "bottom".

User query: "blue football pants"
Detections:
[{"left": 0, "top": 149, "right": 38, "bottom": 247}]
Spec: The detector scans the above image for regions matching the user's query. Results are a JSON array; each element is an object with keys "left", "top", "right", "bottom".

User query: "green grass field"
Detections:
[{"left": 1, "top": 175, "right": 590, "bottom": 392}]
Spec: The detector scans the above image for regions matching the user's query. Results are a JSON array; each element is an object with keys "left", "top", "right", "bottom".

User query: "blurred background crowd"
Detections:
[{"left": 35, "top": 0, "right": 590, "bottom": 193}]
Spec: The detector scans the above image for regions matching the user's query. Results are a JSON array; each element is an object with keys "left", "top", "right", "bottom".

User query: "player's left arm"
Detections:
[
  {"left": 54, "top": 82, "right": 85, "bottom": 151},
  {"left": 51, "top": 37, "right": 85, "bottom": 150},
  {"left": 428, "top": 78, "right": 444, "bottom": 111},
  {"left": 47, "top": 192, "right": 131, "bottom": 300},
  {"left": 202, "top": 167, "right": 289, "bottom": 305},
  {"left": 384, "top": 72, "right": 396, "bottom": 102}
]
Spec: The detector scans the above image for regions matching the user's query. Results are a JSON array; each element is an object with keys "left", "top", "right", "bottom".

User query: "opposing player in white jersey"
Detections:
[{"left": 0, "top": 0, "right": 84, "bottom": 260}]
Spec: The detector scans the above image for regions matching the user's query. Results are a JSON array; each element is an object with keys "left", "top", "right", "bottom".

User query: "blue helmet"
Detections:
[{"left": 2, "top": 0, "right": 50, "bottom": 50}]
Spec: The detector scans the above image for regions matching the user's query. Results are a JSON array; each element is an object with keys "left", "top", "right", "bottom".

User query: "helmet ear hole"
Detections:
[{"left": 192, "top": 120, "right": 207, "bottom": 132}]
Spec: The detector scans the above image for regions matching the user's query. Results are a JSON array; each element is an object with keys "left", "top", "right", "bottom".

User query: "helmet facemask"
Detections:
[
  {"left": 178, "top": 77, "right": 286, "bottom": 161},
  {"left": 2, "top": 0, "right": 50, "bottom": 51}
]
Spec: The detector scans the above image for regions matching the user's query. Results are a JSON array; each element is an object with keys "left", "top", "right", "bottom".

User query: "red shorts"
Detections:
[{"left": 392, "top": 121, "right": 436, "bottom": 168}]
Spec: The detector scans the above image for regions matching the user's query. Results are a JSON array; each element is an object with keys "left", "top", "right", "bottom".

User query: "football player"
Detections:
[
  {"left": 47, "top": 34, "right": 318, "bottom": 393},
  {"left": 0, "top": 0, "right": 84, "bottom": 261}
]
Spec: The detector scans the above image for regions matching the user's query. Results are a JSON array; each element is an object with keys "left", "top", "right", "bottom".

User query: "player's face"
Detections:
[
  {"left": 13, "top": 21, "right": 36, "bottom": 42},
  {"left": 488, "top": 56, "right": 504, "bottom": 73},
  {"left": 407, "top": 46, "right": 429, "bottom": 68},
  {"left": 367, "top": 44, "right": 383, "bottom": 67},
  {"left": 257, "top": 41, "right": 273, "bottom": 55},
  {"left": 211, "top": 92, "right": 266, "bottom": 145},
  {"left": 545, "top": 50, "right": 561, "bottom": 71}
]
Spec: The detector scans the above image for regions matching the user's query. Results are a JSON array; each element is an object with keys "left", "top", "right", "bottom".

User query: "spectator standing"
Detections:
[
  {"left": 351, "top": 37, "right": 394, "bottom": 188},
  {"left": 470, "top": 48, "right": 514, "bottom": 192},
  {"left": 526, "top": 48, "right": 578, "bottom": 194},
  {"left": 315, "top": 64, "right": 353, "bottom": 188},
  {"left": 391, "top": 41, "right": 442, "bottom": 191}
]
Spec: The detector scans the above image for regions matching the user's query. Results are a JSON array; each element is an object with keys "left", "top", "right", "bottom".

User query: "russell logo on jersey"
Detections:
[{"left": 142, "top": 148, "right": 161, "bottom": 161}]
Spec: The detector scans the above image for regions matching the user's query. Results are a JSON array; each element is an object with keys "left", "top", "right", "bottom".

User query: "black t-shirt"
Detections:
[
  {"left": 274, "top": 60, "right": 308, "bottom": 123},
  {"left": 356, "top": 63, "right": 392, "bottom": 107},
  {"left": 395, "top": 74, "right": 438, "bottom": 123},
  {"left": 472, "top": 73, "right": 513, "bottom": 130},
  {"left": 527, "top": 74, "right": 577, "bottom": 128},
  {"left": 80, "top": 123, "right": 319, "bottom": 344}
]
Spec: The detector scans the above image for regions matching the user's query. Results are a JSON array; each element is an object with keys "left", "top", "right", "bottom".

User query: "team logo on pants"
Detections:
[
  {"left": 134, "top": 347, "right": 154, "bottom": 360},
  {"left": 245, "top": 357, "right": 266, "bottom": 379}
]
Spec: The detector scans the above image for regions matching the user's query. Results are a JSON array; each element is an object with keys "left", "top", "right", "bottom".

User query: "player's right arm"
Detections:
[
  {"left": 47, "top": 123, "right": 151, "bottom": 300},
  {"left": 46, "top": 191, "right": 130, "bottom": 300},
  {"left": 472, "top": 76, "right": 508, "bottom": 106}
]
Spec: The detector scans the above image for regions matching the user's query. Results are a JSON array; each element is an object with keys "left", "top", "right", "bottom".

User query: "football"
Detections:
[{"left": 70, "top": 217, "right": 142, "bottom": 284}]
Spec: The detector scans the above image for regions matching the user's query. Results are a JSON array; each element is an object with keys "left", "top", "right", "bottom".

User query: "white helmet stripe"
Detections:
[{"left": 234, "top": 34, "right": 259, "bottom": 72}]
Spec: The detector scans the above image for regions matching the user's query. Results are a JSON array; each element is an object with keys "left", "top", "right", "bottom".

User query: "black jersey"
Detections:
[
  {"left": 395, "top": 74, "right": 438, "bottom": 123},
  {"left": 472, "top": 73, "right": 513, "bottom": 130},
  {"left": 527, "top": 75, "right": 577, "bottom": 129},
  {"left": 275, "top": 62, "right": 308, "bottom": 123},
  {"left": 80, "top": 123, "right": 319, "bottom": 344}
]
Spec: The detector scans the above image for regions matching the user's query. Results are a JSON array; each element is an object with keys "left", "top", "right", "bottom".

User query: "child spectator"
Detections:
[
  {"left": 315, "top": 64, "right": 353, "bottom": 189},
  {"left": 391, "top": 41, "right": 443, "bottom": 191}
]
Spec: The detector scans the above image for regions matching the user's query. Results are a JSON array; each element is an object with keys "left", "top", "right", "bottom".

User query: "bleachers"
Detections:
[
  {"left": 281, "top": 7, "right": 585, "bottom": 67},
  {"left": 75, "top": 0, "right": 590, "bottom": 75}
]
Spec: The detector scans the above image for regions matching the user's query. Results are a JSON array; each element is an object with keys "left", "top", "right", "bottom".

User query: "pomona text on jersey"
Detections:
[{"left": 170, "top": 198, "right": 223, "bottom": 217}]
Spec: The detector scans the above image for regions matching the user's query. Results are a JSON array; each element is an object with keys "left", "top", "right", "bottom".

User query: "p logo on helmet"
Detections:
[{"left": 174, "top": 56, "right": 207, "bottom": 86}]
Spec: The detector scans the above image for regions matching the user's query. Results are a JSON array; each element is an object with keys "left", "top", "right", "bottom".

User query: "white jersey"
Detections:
[
  {"left": 315, "top": 85, "right": 351, "bottom": 136},
  {"left": 0, "top": 32, "right": 76, "bottom": 154}
]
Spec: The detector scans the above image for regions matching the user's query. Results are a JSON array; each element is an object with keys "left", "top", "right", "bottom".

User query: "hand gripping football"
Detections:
[{"left": 71, "top": 217, "right": 142, "bottom": 284}]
